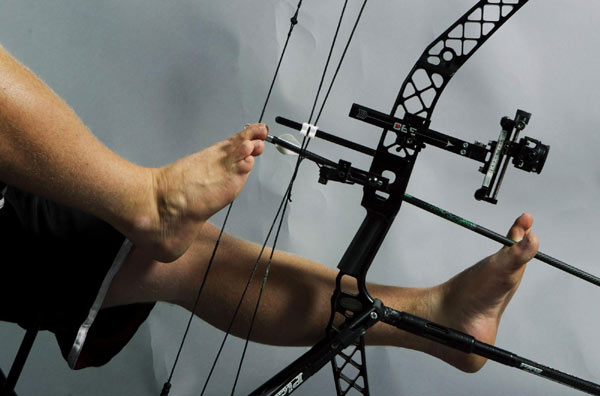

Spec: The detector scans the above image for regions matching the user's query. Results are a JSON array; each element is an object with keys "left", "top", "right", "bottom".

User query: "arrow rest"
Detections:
[{"left": 317, "top": 160, "right": 390, "bottom": 190}]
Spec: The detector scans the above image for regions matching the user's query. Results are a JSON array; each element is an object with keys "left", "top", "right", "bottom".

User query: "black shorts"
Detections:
[{"left": 0, "top": 186, "right": 154, "bottom": 369}]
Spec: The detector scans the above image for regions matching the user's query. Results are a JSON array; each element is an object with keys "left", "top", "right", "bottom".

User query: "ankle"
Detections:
[{"left": 115, "top": 167, "right": 170, "bottom": 259}]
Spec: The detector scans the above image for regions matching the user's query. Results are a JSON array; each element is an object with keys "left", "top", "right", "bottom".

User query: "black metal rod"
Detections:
[
  {"left": 348, "top": 103, "right": 489, "bottom": 162},
  {"left": 382, "top": 307, "right": 600, "bottom": 395},
  {"left": 267, "top": 134, "right": 336, "bottom": 167},
  {"left": 403, "top": 193, "right": 600, "bottom": 288},
  {"left": 275, "top": 116, "right": 376, "bottom": 157}
]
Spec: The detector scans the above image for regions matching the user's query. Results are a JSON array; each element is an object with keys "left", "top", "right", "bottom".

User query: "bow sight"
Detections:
[
  {"left": 349, "top": 103, "right": 549, "bottom": 204},
  {"left": 476, "top": 110, "right": 549, "bottom": 203}
]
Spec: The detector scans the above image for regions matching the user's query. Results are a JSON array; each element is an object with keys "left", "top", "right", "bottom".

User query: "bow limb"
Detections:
[{"left": 391, "top": 0, "right": 530, "bottom": 122}]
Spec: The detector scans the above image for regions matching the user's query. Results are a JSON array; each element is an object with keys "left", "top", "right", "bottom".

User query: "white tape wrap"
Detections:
[{"left": 300, "top": 122, "right": 319, "bottom": 139}]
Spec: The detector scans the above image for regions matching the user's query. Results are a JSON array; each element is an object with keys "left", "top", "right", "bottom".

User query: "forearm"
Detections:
[{"left": 0, "top": 44, "right": 154, "bottom": 237}]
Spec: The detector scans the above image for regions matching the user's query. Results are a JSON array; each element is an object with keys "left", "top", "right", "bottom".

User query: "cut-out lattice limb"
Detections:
[
  {"left": 391, "top": 0, "right": 529, "bottom": 123},
  {"left": 331, "top": 336, "right": 369, "bottom": 396}
]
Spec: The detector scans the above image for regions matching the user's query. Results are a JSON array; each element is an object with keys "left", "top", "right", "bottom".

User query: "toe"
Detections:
[
  {"left": 240, "top": 123, "right": 268, "bottom": 141},
  {"left": 507, "top": 213, "right": 533, "bottom": 242},
  {"left": 237, "top": 155, "right": 255, "bottom": 174},
  {"left": 235, "top": 139, "right": 254, "bottom": 160},
  {"left": 502, "top": 231, "right": 539, "bottom": 272},
  {"left": 497, "top": 213, "right": 538, "bottom": 271},
  {"left": 251, "top": 139, "right": 265, "bottom": 156}
]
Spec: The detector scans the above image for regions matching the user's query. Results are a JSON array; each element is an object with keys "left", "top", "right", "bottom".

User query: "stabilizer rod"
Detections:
[{"left": 382, "top": 307, "right": 600, "bottom": 395}]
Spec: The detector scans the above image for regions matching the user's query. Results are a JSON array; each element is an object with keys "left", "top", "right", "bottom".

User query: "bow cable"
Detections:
[
  {"left": 164, "top": 1, "right": 370, "bottom": 394},
  {"left": 258, "top": 2, "right": 304, "bottom": 125},
  {"left": 229, "top": 1, "right": 369, "bottom": 395},
  {"left": 194, "top": 1, "right": 370, "bottom": 394},
  {"left": 161, "top": 1, "right": 305, "bottom": 395},
  {"left": 161, "top": 204, "right": 234, "bottom": 392},
  {"left": 307, "top": 0, "right": 350, "bottom": 124}
]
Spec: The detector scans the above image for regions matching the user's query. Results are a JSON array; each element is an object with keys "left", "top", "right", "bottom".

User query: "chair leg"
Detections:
[
  {"left": 1, "top": 325, "right": 39, "bottom": 396},
  {"left": 0, "top": 369, "right": 16, "bottom": 396}
]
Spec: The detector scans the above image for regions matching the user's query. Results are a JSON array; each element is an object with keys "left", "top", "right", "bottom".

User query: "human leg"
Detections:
[
  {"left": 103, "top": 222, "right": 340, "bottom": 346},
  {"left": 0, "top": 45, "right": 267, "bottom": 263},
  {"left": 104, "top": 214, "right": 538, "bottom": 372}
]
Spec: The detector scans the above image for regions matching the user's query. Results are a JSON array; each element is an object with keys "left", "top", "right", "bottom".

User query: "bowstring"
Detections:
[
  {"left": 315, "top": 0, "right": 368, "bottom": 125},
  {"left": 198, "top": 188, "right": 290, "bottom": 396},
  {"left": 161, "top": 1, "right": 304, "bottom": 394},
  {"left": 229, "top": 1, "right": 369, "bottom": 394},
  {"left": 162, "top": 204, "right": 234, "bottom": 389},
  {"left": 164, "top": 0, "right": 369, "bottom": 394},
  {"left": 307, "top": 0, "right": 349, "bottom": 124},
  {"left": 258, "top": 1, "right": 304, "bottom": 124}
]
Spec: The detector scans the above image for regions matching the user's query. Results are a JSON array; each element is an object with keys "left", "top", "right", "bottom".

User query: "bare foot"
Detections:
[
  {"left": 429, "top": 213, "right": 539, "bottom": 372},
  {"left": 132, "top": 124, "right": 268, "bottom": 262}
]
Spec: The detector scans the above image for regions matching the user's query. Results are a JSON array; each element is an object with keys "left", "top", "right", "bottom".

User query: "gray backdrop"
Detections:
[{"left": 1, "top": 0, "right": 599, "bottom": 395}]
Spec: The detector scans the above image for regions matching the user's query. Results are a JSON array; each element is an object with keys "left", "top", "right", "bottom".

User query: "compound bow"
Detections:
[
  {"left": 250, "top": 1, "right": 600, "bottom": 395},
  {"left": 162, "top": 1, "right": 600, "bottom": 395}
]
